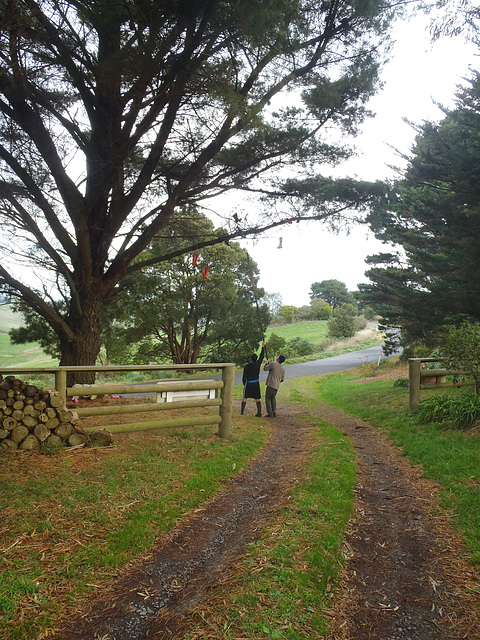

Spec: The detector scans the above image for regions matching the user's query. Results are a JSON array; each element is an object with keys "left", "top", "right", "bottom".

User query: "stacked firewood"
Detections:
[{"left": 0, "top": 375, "right": 110, "bottom": 451}]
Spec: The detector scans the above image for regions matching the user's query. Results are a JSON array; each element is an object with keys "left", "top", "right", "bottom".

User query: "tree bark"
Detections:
[{"left": 60, "top": 291, "right": 104, "bottom": 386}]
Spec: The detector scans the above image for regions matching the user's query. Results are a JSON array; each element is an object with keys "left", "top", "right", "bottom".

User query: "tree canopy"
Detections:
[
  {"left": 359, "top": 68, "right": 480, "bottom": 353},
  {"left": 0, "top": 0, "right": 396, "bottom": 377},
  {"left": 108, "top": 212, "right": 270, "bottom": 365},
  {"left": 309, "top": 279, "right": 355, "bottom": 308}
]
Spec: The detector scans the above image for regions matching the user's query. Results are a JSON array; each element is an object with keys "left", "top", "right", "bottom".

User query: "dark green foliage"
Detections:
[
  {"left": 415, "top": 393, "right": 480, "bottom": 429},
  {"left": 285, "top": 337, "right": 316, "bottom": 357},
  {"left": 107, "top": 212, "right": 270, "bottom": 366},
  {"left": 439, "top": 321, "right": 480, "bottom": 395},
  {"left": 392, "top": 378, "right": 409, "bottom": 388},
  {"left": 308, "top": 299, "right": 334, "bottom": 320},
  {"left": 310, "top": 280, "right": 356, "bottom": 309},
  {"left": 266, "top": 333, "right": 287, "bottom": 357},
  {"left": 278, "top": 306, "right": 298, "bottom": 324},
  {"left": 327, "top": 303, "right": 357, "bottom": 339},
  {"left": 360, "top": 71, "right": 480, "bottom": 353}
]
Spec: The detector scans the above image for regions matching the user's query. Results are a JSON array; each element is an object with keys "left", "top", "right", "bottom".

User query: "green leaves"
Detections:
[{"left": 361, "top": 71, "right": 480, "bottom": 352}]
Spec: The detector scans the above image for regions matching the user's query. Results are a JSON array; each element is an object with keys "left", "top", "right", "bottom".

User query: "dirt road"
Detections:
[{"left": 56, "top": 402, "right": 479, "bottom": 640}]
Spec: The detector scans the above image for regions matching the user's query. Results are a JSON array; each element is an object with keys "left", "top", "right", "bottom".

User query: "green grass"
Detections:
[
  {"left": 265, "top": 321, "right": 383, "bottom": 365},
  {"left": 0, "top": 332, "right": 58, "bottom": 369},
  {"left": 0, "top": 422, "right": 268, "bottom": 640},
  {"left": 266, "top": 320, "right": 329, "bottom": 345},
  {"left": 0, "top": 304, "right": 21, "bottom": 332},
  {"left": 316, "top": 367, "right": 480, "bottom": 565},
  {"left": 0, "top": 305, "right": 58, "bottom": 369}
]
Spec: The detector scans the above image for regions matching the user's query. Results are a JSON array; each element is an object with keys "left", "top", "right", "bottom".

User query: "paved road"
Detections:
[
  {"left": 125, "top": 342, "right": 401, "bottom": 396},
  {"left": 235, "top": 344, "right": 399, "bottom": 385}
]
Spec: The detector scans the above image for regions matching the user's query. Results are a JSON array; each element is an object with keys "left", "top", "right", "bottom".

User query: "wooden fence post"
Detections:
[
  {"left": 409, "top": 359, "right": 421, "bottom": 411},
  {"left": 54, "top": 368, "right": 67, "bottom": 406},
  {"left": 218, "top": 364, "right": 235, "bottom": 438}
]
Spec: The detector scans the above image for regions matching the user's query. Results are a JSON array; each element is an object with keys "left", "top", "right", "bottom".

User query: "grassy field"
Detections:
[
  {"left": 265, "top": 321, "right": 383, "bottom": 365},
  {"left": 266, "top": 320, "right": 329, "bottom": 345},
  {"left": 0, "top": 333, "right": 58, "bottom": 369},
  {"left": 0, "top": 304, "right": 21, "bottom": 332},
  {"left": 0, "top": 304, "right": 58, "bottom": 369}
]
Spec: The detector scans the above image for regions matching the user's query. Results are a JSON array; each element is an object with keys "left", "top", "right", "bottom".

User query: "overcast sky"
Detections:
[{"left": 238, "top": 13, "right": 478, "bottom": 308}]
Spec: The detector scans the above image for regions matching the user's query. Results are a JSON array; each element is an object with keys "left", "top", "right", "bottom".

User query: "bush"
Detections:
[
  {"left": 286, "top": 337, "right": 316, "bottom": 357},
  {"left": 356, "top": 357, "right": 377, "bottom": 378},
  {"left": 266, "top": 333, "right": 287, "bottom": 357},
  {"left": 354, "top": 315, "right": 367, "bottom": 331},
  {"left": 440, "top": 321, "right": 480, "bottom": 396},
  {"left": 415, "top": 392, "right": 480, "bottom": 429},
  {"left": 327, "top": 303, "right": 357, "bottom": 339}
]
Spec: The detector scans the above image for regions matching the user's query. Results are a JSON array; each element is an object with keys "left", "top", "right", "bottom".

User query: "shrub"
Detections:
[
  {"left": 327, "top": 303, "right": 357, "bottom": 339},
  {"left": 415, "top": 392, "right": 480, "bottom": 429},
  {"left": 356, "top": 356, "right": 377, "bottom": 378},
  {"left": 286, "top": 337, "right": 316, "bottom": 357},
  {"left": 266, "top": 333, "right": 287, "bottom": 357},
  {"left": 353, "top": 315, "right": 367, "bottom": 331},
  {"left": 440, "top": 321, "right": 480, "bottom": 396}
]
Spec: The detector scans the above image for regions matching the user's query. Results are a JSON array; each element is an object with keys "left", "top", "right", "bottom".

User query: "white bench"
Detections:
[{"left": 156, "top": 387, "right": 217, "bottom": 403}]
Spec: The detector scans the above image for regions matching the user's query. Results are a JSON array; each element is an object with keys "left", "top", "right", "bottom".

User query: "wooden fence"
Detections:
[
  {"left": 1, "top": 364, "right": 236, "bottom": 438},
  {"left": 408, "top": 358, "right": 475, "bottom": 410}
]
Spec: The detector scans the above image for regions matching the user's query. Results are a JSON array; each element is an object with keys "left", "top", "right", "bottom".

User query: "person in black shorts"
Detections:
[{"left": 241, "top": 341, "right": 266, "bottom": 417}]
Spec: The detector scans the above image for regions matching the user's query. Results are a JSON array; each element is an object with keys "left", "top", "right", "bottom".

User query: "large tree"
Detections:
[
  {"left": 0, "top": 0, "right": 394, "bottom": 381},
  {"left": 359, "top": 68, "right": 480, "bottom": 353}
]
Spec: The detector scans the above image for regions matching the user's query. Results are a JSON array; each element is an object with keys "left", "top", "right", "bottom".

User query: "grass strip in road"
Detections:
[{"left": 183, "top": 414, "right": 356, "bottom": 639}]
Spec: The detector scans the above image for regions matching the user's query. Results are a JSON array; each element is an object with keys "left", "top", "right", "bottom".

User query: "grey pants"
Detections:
[{"left": 265, "top": 386, "right": 278, "bottom": 416}]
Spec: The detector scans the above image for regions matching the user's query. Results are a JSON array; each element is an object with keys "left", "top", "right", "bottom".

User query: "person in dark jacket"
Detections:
[{"left": 241, "top": 341, "right": 266, "bottom": 417}]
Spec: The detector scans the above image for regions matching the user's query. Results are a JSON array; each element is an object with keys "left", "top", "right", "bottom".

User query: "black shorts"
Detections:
[{"left": 243, "top": 381, "right": 261, "bottom": 399}]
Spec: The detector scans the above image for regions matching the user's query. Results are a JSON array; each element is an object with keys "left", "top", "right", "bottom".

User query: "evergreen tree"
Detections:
[{"left": 360, "top": 70, "right": 480, "bottom": 353}]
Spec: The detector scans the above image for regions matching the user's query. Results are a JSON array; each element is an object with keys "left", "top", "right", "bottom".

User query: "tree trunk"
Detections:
[{"left": 60, "top": 292, "right": 104, "bottom": 386}]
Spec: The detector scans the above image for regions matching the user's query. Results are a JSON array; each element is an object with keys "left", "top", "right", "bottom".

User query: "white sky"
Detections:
[{"left": 238, "top": 14, "right": 478, "bottom": 308}]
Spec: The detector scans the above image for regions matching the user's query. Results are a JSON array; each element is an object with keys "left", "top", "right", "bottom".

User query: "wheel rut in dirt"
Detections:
[
  {"left": 56, "top": 410, "right": 313, "bottom": 640},
  {"left": 318, "top": 401, "right": 479, "bottom": 640}
]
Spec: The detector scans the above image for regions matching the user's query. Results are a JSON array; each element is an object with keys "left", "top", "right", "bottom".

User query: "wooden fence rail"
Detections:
[
  {"left": 408, "top": 358, "right": 475, "bottom": 410},
  {"left": 1, "top": 364, "right": 235, "bottom": 438}
]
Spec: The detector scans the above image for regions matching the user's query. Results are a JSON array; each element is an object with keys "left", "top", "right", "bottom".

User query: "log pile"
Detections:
[{"left": 0, "top": 375, "right": 111, "bottom": 451}]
